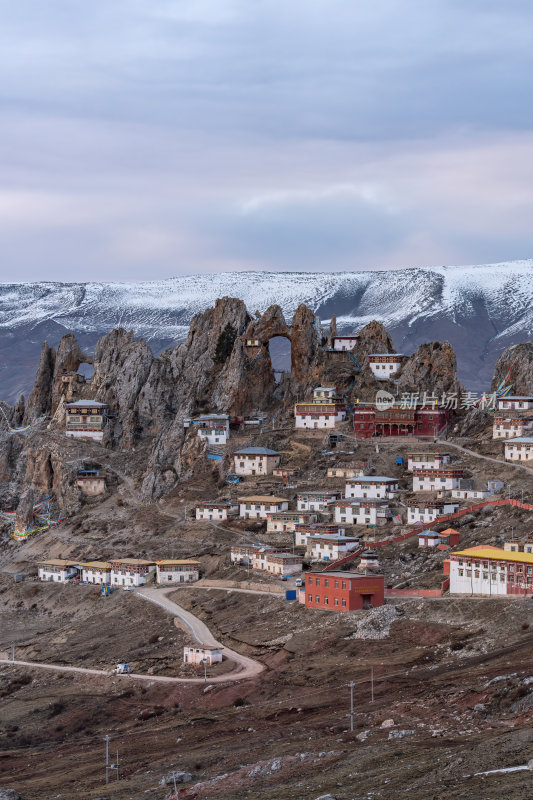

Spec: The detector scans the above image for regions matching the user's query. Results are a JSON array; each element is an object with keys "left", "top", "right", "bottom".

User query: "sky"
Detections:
[{"left": 0, "top": 0, "right": 532, "bottom": 281}]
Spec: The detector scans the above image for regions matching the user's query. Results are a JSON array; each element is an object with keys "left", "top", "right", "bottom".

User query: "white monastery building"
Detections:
[
  {"left": 306, "top": 534, "right": 360, "bottom": 561},
  {"left": 407, "top": 452, "right": 452, "bottom": 471},
  {"left": 109, "top": 559, "right": 156, "bottom": 587},
  {"left": 80, "top": 561, "right": 111, "bottom": 584},
  {"left": 294, "top": 388, "right": 346, "bottom": 430},
  {"left": 406, "top": 499, "right": 459, "bottom": 525},
  {"left": 156, "top": 559, "right": 200, "bottom": 584},
  {"left": 238, "top": 496, "right": 289, "bottom": 519},
  {"left": 334, "top": 500, "right": 392, "bottom": 527},
  {"left": 233, "top": 447, "right": 281, "bottom": 476},
  {"left": 493, "top": 416, "right": 533, "bottom": 439},
  {"left": 504, "top": 437, "right": 533, "bottom": 462},
  {"left": 296, "top": 491, "right": 340, "bottom": 512},
  {"left": 65, "top": 400, "right": 108, "bottom": 442},
  {"left": 449, "top": 546, "right": 533, "bottom": 596},
  {"left": 368, "top": 354, "right": 406, "bottom": 380},
  {"left": 451, "top": 480, "right": 504, "bottom": 501},
  {"left": 497, "top": 396, "right": 533, "bottom": 411},
  {"left": 345, "top": 477, "right": 399, "bottom": 500},
  {"left": 38, "top": 559, "right": 77, "bottom": 582},
  {"left": 195, "top": 501, "right": 238, "bottom": 521},
  {"left": 184, "top": 414, "right": 230, "bottom": 445},
  {"left": 333, "top": 335, "right": 359, "bottom": 351},
  {"left": 266, "top": 511, "right": 317, "bottom": 533},
  {"left": 412, "top": 468, "right": 464, "bottom": 492},
  {"left": 294, "top": 523, "right": 346, "bottom": 547}
]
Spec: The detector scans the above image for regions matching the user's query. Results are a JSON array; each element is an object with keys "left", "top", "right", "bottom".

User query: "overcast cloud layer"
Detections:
[{"left": 0, "top": 0, "right": 532, "bottom": 280}]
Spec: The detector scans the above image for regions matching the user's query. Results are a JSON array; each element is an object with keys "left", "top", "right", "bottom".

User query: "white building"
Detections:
[
  {"left": 184, "top": 414, "right": 230, "bottom": 445},
  {"left": 38, "top": 559, "right": 77, "bottom": 582},
  {"left": 504, "top": 437, "right": 533, "bottom": 462},
  {"left": 233, "top": 447, "right": 281, "bottom": 476},
  {"left": 80, "top": 561, "right": 111, "bottom": 584},
  {"left": 412, "top": 468, "right": 464, "bottom": 491},
  {"left": 238, "top": 496, "right": 289, "bottom": 519},
  {"left": 333, "top": 335, "right": 359, "bottom": 351},
  {"left": 296, "top": 491, "right": 339, "bottom": 512},
  {"left": 368, "top": 354, "right": 405, "bottom": 380},
  {"left": 418, "top": 530, "right": 441, "bottom": 547},
  {"left": 406, "top": 499, "right": 458, "bottom": 524},
  {"left": 451, "top": 479, "right": 505, "bottom": 500},
  {"left": 109, "top": 559, "right": 156, "bottom": 587},
  {"left": 306, "top": 534, "right": 360, "bottom": 561},
  {"left": 65, "top": 400, "right": 108, "bottom": 442},
  {"left": 294, "top": 523, "right": 346, "bottom": 547},
  {"left": 407, "top": 452, "right": 452, "bottom": 471},
  {"left": 345, "top": 477, "right": 399, "bottom": 500},
  {"left": 254, "top": 551, "right": 303, "bottom": 575},
  {"left": 493, "top": 416, "right": 533, "bottom": 439},
  {"left": 497, "top": 396, "right": 533, "bottom": 411},
  {"left": 230, "top": 544, "right": 266, "bottom": 565},
  {"left": 327, "top": 465, "right": 366, "bottom": 479},
  {"left": 449, "top": 546, "right": 533, "bottom": 596},
  {"left": 195, "top": 501, "right": 238, "bottom": 521},
  {"left": 333, "top": 500, "right": 392, "bottom": 527},
  {"left": 156, "top": 559, "right": 200, "bottom": 584},
  {"left": 183, "top": 645, "right": 223, "bottom": 665},
  {"left": 313, "top": 387, "right": 337, "bottom": 400},
  {"left": 294, "top": 399, "right": 346, "bottom": 429},
  {"left": 266, "top": 511, "right": 317, "bottom": 533}
]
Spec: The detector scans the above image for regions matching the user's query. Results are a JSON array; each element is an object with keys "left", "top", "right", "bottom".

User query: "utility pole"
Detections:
[
  {"left": 348, "top": 681, "right": 355, "bottom": 732},
  {"left": 202, "top": 658, "right": 207, "bottom": 683},
  {"left": 11, "top": 643, "right": 14, "bottom": 662},
  {"left": 371, "top": 667, "right": 374, "bottom": 703}
]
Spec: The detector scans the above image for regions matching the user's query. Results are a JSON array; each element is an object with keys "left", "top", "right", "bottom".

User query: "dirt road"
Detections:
[
  {"left": 439, "top": 439, "right": 533, "bottom": 475},
  {"left": 136, "top": 586, "right": 264, "bottom": 679}
]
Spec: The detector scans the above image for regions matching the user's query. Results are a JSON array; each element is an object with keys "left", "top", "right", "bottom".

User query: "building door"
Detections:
[{"left": 362, "top": 594, "right": 373, "bottom": 609}]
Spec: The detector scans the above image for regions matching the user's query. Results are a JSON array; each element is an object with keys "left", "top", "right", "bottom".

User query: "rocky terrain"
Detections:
[
  {"left": 1, "top": 295, "right": 533, "bottom": 799},
  {"left": 1, "top": 259, "right": 533, "bottom": 401}
]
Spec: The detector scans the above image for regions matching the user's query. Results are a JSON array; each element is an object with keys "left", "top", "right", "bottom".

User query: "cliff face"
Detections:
[
  {"left": 491, "top": 342, "right": 533, "bottom": 396},
  {"left": 397, "top": 342, "right": 461, "bottom": 399}
]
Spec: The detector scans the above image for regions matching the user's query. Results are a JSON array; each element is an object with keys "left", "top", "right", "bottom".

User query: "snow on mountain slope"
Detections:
[{"left": 0, "top": 259, "right": 532, "bottom": 401}]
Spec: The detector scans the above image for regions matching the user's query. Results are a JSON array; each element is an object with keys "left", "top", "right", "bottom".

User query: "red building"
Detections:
[
  {"left": 353, "top": 403, "right": 450, "bottom": 439},
  {"left": 304, "top": 571, "right": 384, "bottom": 611}
]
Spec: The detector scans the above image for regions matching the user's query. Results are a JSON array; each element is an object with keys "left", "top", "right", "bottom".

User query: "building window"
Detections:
[
  {"left": 315, "top": 596, "right": 320, "bottom": 603},
  {"left": 334, "top": 598, "right": 339, "bottom": 606},
  {"left": 324, "top": 597, "right": 329, "bottom": 605},
  {"left": 308, "top": 594, "right": 313, "bottom": 602},
  {"left": 324, "top": 579, "right": 329, "bottom": 587},
  {"left": 342, "top": 599, "right": 346, "bottom": 607},
  {"left": 342, "top": 581, "right": 347, "bottom": 589},
  {"left": 316, "top": 578, "right": 320, "bottom": 586}
]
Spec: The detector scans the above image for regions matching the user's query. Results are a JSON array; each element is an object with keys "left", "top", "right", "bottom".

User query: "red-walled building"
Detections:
[
  {"left": 353, "top": 403, "right": 450, "bottom": 439},
  {"left": 304, "top": 571, "right": 385, "bottom": 611}
]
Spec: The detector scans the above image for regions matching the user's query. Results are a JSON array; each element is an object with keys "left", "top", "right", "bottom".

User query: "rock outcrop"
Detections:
[
  {"left": 397, "top": 342, "right": 461, "bottom": 399},
  {"left": 491, "top": 342, "right": 533, "bottom": 396}
]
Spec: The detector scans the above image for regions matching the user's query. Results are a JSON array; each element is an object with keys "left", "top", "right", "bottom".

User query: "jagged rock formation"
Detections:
[
  {"left": 396, "top": 342, "right": 461, "bottom": 398},
  {"left": 1, "top": 296, "right": 465, "bottom": 503},
  {"left": 14, "top": 487, "right": 35, "bottom": 534},
  {"left": 491, "top": 342, "right": 533, "bottom": 396}
]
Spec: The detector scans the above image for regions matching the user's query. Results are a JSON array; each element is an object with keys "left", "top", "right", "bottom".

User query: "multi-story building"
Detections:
[
  {"left": 407, "top": 452, "right": 452, "bottom": 471},
  {"left": 233, "top": 447, "right": 281, "bottom": 476},
  {"left": 493, "top": 416, "right": 533, "bottom": 439},
  {"left": 109, "top": 559, "right": 156, "bottom": 587},
  {"left": 305, "top": 534, "right": 360, "bottom": 561},
  {"left": 406, "top": 498, "right": 459, "bottom": 524},
  {"left": 353, "top": 404, "right": 450, "bottom": 439},
  {"left": 333, "top": 499, "right": 392, "bottom": 527},
  {"left": 345, "top": 476, "right": 399, "bottom": 499},
  {"left": 304, "top": 572, "right": 384, "bottom": 611},
  {"left": 294, "top": 399, "right": 346, "bottom": 429},
  {"left": 156, "top": 559, "right": 200, "bottom": 584},
  {"left": 296, "top": 491, "right": 340, "bottom": 512},
  {"left": 294, "top": 523, "right": 346, "bottom": 547},
  {"left": 368, "top": 354, "right": 406, "bottom": 380},
  {"left": 76, "top": 469, "right": 107, "bottom": 495},
  {"left": 449, "top": 546, "right": 533, "bottom": 596},
  {"left": 504, "top": 437, "right": 533, "bottom": 462},
  {"left": 250, "top": 550, "right": 303, "bottom": 575},
  {"left": 184, "top": 414, "right": 230, "bottom": 445},
  {"left": 37, "top": 559, "right": 77, "bottom": 582},
  {"left": 266, "top": 511, "right": 317, "bottom": 533},
  {"left": 238, "top": 496, "right": 289, "bottom": 519},
  {"left": 195, "top": 501, "right": 238, "bottom": 521},
  {"left": 65, "top": 400, "right": 108, "bottom": 442},
  {"left": 80, "top": 561, "right": 111, "bottom": 584},
  {"left": 412, "top": 468, "right": 464, "bottom": 491}
]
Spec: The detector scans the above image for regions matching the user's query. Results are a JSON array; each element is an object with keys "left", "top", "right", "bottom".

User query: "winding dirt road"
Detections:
[{"left": 0, "top": 586, "right": 264, "bottom": 684}]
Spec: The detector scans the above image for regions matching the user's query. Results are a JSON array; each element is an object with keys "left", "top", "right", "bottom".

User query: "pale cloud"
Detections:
[{"left": 0, "top": 0, "right": 531, "bottom": 279}]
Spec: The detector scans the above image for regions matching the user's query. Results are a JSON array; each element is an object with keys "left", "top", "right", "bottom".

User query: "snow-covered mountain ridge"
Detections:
[{"left": 1, "top": 259, "right": 532, "bottom": 401}]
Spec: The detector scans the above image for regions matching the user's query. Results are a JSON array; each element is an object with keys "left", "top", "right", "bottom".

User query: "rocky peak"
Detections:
[{"left": 491, "top": 342, "right": 533, "bottom": 396}]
